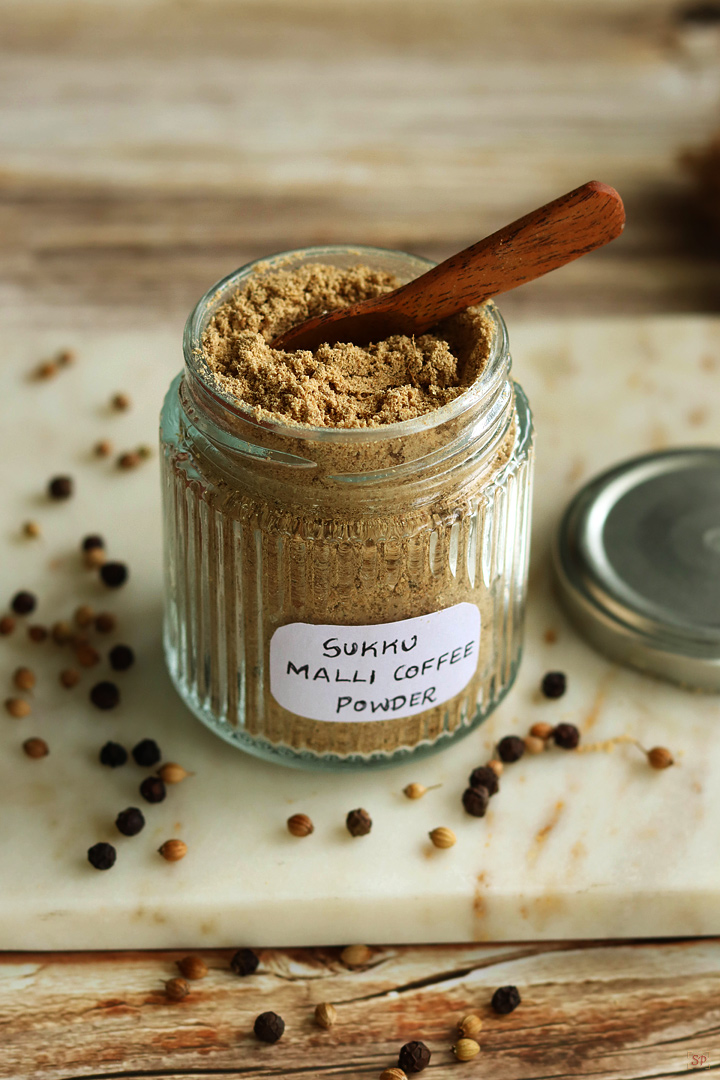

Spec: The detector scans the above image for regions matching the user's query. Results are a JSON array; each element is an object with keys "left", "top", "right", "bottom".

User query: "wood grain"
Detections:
[{"left": 1, "top": 941, "right": 719, "bottom": 1079}]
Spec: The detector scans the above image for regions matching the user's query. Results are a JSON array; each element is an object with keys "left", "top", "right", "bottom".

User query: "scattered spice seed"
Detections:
[
  {"left": 84, "top": 547, "right": 106, "bottom": 569},
  {"left": 553, "top": 723, "right": 580, "bottom": 750},
  {"left": 164, "top": 977, "right": 189, "bottom": 1001},
  {"left": 13, "top": 667, "right": 35, "bottom": 692},
  {"left": 100, "top": 741, "right": 127, "bottom": 767},
  {"left": 458, "top": 1015, "right": 483, "bottom": 1038},
  {"left": 109, "top": 644, "right": 134, "bottom": 671},
  {"left": 158, "top": 839, "right": 188, "bottom": 862},
  {"left": 36, "top": 361, "right": 57, "bottom": 380},
  {"left": 28, "top": 625, "right": 48, "bottom": 643},
  {"left": 314, "top": 1001, "right": 337, "bottom": 1029},
  {"left": 398, "top": 1041, "right": 431, "bottom": 1073},
  {"left": 95, "top": 612, "right": 116, "bottom": 634},
  {"left": 403, "top": 782, "right": 441, "bottom": 799},
  {"left": 524, "top": 735, "right": 546, "bottom": 755},
  {"left": 57, "top": 348, "right": 75, "bottom": 366},
  {"left": 541, "top": 671, "right": 567, "bottom": 699},
  {"left": 491, "top": 984, "right": 521, "bottom": 1014},
  {"left": 11, "top": 591, "right": 36, "bottom": 615},
  {"left": 254, "top": 1011, "right": 284, "bottom": 1043},
  {"left": 230, "top": 948, "right": 259, "bottom": 976},
  {"left": 380, "top": 1071, "right": 407, "bottom": 1080},
  {"left": 137, "top": 444, "right": 152, "bottom": 459},
  {"left": 117, "top": 451, "right": 141, "bottom": 470},
  {"left": 23, "top": 737, "right": 48, "bottom": 759},
  {"left": 100, "top": 561, "right": 128, "bottom": 588},
  {"left": 497, "top": 735, "right": 526, "bottom": 763},
  {"left": 647, "top": 746, "right": 674, "bottom": 770},
  {"left": 75, "top": 604, "right": 95, "bottom": 628},
  {"left": 90, "top": 681, "right": 120, "bottom": 710},
  {"left": 82, "top": 534, "right": 105, "bottom": 552},
  {"left": 429, "top": 826, "right": 456, "bottom": 849},
  {"left": 453, "top": 1038, "right": 480, "bottom": 1062},
  {"left": 468, "top": 765, "right": 499, "bottom": 796},
  {"left": 87, "top": 842, "right": 116, "bottom": 870},
  {"left": 132, "top": 739, "right": 161, "bottom": 767},
  {"left": 157, "top": 762, "right": 192, "bottom": 784},
  {"left": 115, "top": 807, "right": 145, "bottom": 836},
  {"left": 177, "top": 955, "right": 208, "bottom": 981},
  {"left": 140, "top": 776, "right": 166, "bottom": 803},
  {"left": 60, "top": 668, "right": 81, "bottom": 689},
  {"left": 111, "top": 392, "right": 131, "bottom": 411},
  {"left": 530, "top": 721, "right": 554, "bottom": 740},
  {"left": 94, "top": 440, "right": 113, "bottom": 458},
  {"left": 76, "top": 644, "right": 101, "bottom": 668},
  {"left": 0, "top": 615, "right": 16, "bottom": 635},
  {"left": 51, "top": 620, "right": 73, "bottom": 645},
  {"left": 287, "top": 812, "right": 314, "bottom": 837},
  {"left": 487, "top": 759, "right": 504, "bottom": 777},
  {"left": 462, "top": 786, "right": 489, "bottom": 817},
  {"left": 23, "top": 521, "right": 41, "bottom": 539},
  {"left": 340, "top": 944, "right": 372, "bottom": 967},
  {"left": 6, "top": 698, "right": 31, "bottom": 718},
  {"left": 346, "top": 808, "right": 372, "bottom": 837},
  {"left": 48, "top": 476, "right": 73, "bottom": 500}
]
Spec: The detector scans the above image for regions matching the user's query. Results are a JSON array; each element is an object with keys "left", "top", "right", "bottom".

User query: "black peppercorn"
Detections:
[
  {"left": 541, "top": 671, "right": 567, "bottom": 699},
  {"left": 99, "top": 741, "right": 127, "bottom": 768},
  {"left": 11, "top": 591, "right": 36, "bottom": 616},
  {"left": 115, "top": 807, "right": 145, "bottom": 837},
  {"left": 491, "top": 984, "right": 521, "bottom": 1014},
  {"left": 230, "top": 947, "right": 259, "bottom": 976},
  {"left": 132, "top": 738, "right": 161, "bottom": 767},
  {"left": 139, "top": 776, "right": 166, "bottom": 803},
  {"left": 398, "top": 1040, "right": 432, "bottom": 1073},
  {"left": 346, "top": 808, "right": 372, "bottom": 837},
  {"left": 462, "top": 785, "right": 490, "bottom": 817},
  {"left": 109, "top": 644, "right": 135, "bottom": 672},
  {"left": 553, "top": 722, "right": 580, "bottom": 750},
  {"left": 82, "top": 534, "right": 105, "bottom": 551},
  {"left": 468, "top": 765, "right": 499, "bottom": 796},
  {"left": 254, "top": 1010, "right": 284, "bottom": 1043},
  {"left": 497, "top": 735, "right": 525, "bottom": 763},
  {"left": 90, "top": 681, "right": 120, "bottom": 710},
  {"left": 48, "top": 475, "right": 73, "bottom": 500},
  {"left": 100, "top": 561, "right": 128, "bottom": 588},
  {"left": 88, "top": 842, "right": 116, "bottom": 870}
]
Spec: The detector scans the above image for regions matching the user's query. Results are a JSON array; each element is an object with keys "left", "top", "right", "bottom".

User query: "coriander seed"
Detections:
[
  {"left": 140, "top": 776, "right": 166, "bottom": 803},
  {"left": 287, "top": 812, "right": 314, "bottom": 837},
  {"left": 380, "top": 1071, "right": 408, "bottom": 1080},
  {"left": 36, "top": 361, "right": 57, "bottom": 380},
  {"left": 346, "top": 808, "right": 372, "bottom": 837},
  {"left": 453, "top": 1037, "right": 480, "bottom": 1061},
  {"left": 230, "top": 947, "right": 259, "bottom": 976},
  {"left": 398, "top": 1040, "right": 431, "bottom": 1073},
  {"left": 23, "top": 521, "right": 41, "bottom": 539},
  {"left": 90, "top": 680, "right": 120, "bottom": 710},
  {"left": 468, "top": 765, "right": 499, "bottom": 796},
  {"left": 88, "top": 842, "right": 116, "bottom": 870},
  {"left": 541, "top": 671, "right": 567, "bottom": 699},
  {"left": 497, "top": 734, "right": 525, "bottom": 763},
  {"left": 132, "top": 739, "right": 161, "bottom": 767},
  {"left": 487, "top": 758, "right": 504, "bottom": 777},
  {"left": 13, "top": 667, "right": 35, "bottom": 692},
  {"left": 458, "top": 1014, "right": 482, "bottom": 1038},
  {"left": 553, "top": 723, "right": 580, "bottom": 750},
  {"left": 158, "top": 839, "right": 187, "bottom": 862},
  {"left": 115, "top": 807, "right": 145, "bottom": 836},
  {"left": 0, "top": 616, "right": 15, "bottom": 635},
  {"left": 51, "top": 620, "right": 73, "bottom": 645},
  {"left": 95, "top": 612, "right": 116, "bottom": 634},
  {"left": 530, "top": 721, "right": 554, "bottom": 740},
  {"left": 48, "top": 475, "right": 73, "bottom": 500},
  {"left": 137, "top": 444, "right": 152, "bottom": 459},
  {"left": 60, "top": 668, "right": 81, "bottom": 689},
  {"left": 428, "top": 827, "right": 456, "bottom": 849},
  {"left": 403, "top": 782, "right": 441, "bottom": 799},
  {"left": 314, "top": 1001, "right": 337, "bottom": 1029},
  {"left": 74, "top": 604, "right": 95, "bottom": 627},
  {"left": 462, "top": 786, "right": 489, "bottom": 818},
  {"left": 177, "top": 955, "right": 208, "bottom": 981},
  {"left": 28, "top": 625, "right": 48, "bottom": 643},
  {"left": 100, "top": 561, "right": 128, "bottom": 588},
  {"left": 6, "top": 697, "right": 31, "bottom": 718},
  {"left": 118, "top": 451, "right": 141, "bottom": 470},
  {"left": 157, "top": 762, "right": 192, "bottom": 784},
  {"left": 57, "top": 348, "right": 75, "bottom": 366},
  {"left": 524, "top": 735, "right": 546, "bottom": 755},
  {"left": 111, "top": 392, "right": 131, "bottom": 411},
  {"left": 109, "top": 644, "right": 134, "bottom": 671},
  {"left": 647, "top": 746, "right": 674, "bottom": 770},
  {"left": 11, "top": 591, "right": 36, "bottom": 615},
  {"left": 100, "top": 741, "right": 127, "bottom": 767},
  {"left": 254, "top": 1011, "right": 284, "bottom": 1043},
  {"left": 84, "top": 547, "right": 106, "bottom": 569},
  {"left": 76, "top": 644, "right": 101, "bottom": 668},
  {"left": 23, "top": 737, "right": 48, "bottom": 758},
  {"left": 340, "top": 944, "right": 372, "bottom": 967},
  {"left": 164, "top": 977, "right": 189, "bottom": 1001},
  {"left": 491, "top": 984, "right": 521, "bottom": 1014},
  {"left": 94, "top": 440, "right": 112, "bottom": 458}
]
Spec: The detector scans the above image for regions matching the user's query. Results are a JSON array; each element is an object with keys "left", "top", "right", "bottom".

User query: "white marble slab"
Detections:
[{"left": 1, "top": 315, "right": 719, "bottom": 949}]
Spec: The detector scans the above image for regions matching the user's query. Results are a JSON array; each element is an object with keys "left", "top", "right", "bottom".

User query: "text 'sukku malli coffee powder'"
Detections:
[{"left": 160, "top": 247, "right": 534, "bottom": 769}]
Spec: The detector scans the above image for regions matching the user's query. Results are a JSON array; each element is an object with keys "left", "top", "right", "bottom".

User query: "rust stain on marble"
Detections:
[
  {"left": 700, "top": 353, "right": 718, "bottom": 372},
  {"left": 528, "top": 800, "right": 565, "bottom": 865},
  {"left": 648, "top": 422, "right": 669, "bottom": 451},
  {"left": 688, "top": 406, "right": 708, "bottom": 426},
  {"left": 473, "top": 871, "right": 489, "bottom": 939},
  {"left": 581, "top": 672, "right": 614, "bottom": 733}
]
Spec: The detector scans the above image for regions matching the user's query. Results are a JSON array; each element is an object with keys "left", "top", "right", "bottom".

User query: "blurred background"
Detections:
[{"left": 3, "top": 0, "right": 720, "bottom": 330}]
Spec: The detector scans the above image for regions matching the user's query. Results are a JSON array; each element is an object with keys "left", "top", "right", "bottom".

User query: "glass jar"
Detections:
[{"left": 160, "top": 245, "right": 534, "bottom": 770}]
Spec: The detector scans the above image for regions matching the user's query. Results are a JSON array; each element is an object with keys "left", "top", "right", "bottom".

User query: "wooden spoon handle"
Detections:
[{"left": 271, "top": 181, "right": 624, "bottom": 351}]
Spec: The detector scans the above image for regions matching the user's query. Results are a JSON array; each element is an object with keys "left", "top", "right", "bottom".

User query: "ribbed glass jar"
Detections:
[{"left": 160, "top": 245, "right": 534, "bottom": 770}]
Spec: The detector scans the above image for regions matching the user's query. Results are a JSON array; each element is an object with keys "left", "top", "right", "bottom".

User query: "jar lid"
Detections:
[{"left": 553, "top": 448, "right": 720, "bottom": 691}]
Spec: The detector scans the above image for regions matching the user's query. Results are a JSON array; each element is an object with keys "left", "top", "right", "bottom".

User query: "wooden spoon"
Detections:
[{"left": 271, "top": 180, "right": 624, "bottom": 352}]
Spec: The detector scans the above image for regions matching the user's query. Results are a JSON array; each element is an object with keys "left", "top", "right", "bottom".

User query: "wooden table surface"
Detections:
[{"left": 3, "top": 1, "right": 720, "bottom": 1077}]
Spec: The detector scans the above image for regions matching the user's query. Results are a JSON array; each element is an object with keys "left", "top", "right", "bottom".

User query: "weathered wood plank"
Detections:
[{"left": 1, "top": 941, "right": 719, "bottom": 1079}]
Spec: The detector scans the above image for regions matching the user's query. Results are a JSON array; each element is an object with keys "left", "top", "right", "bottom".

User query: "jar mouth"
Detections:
[{"left": 183, "top": 244, "right": 509, "bottom": 444}]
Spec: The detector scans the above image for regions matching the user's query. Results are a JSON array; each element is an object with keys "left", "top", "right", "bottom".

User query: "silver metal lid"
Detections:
[{"left": 553, "top": 448, "right": 720, "bottom": 692}]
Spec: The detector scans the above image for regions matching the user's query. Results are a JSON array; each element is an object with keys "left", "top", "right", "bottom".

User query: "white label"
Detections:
[{"left": 269, "top": 603, "right": 481, "bottom": 723}]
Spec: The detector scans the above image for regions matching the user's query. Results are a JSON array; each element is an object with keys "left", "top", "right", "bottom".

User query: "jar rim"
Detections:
[{"left": 183, "top": 244, "right": 509, "bottom": 444}]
